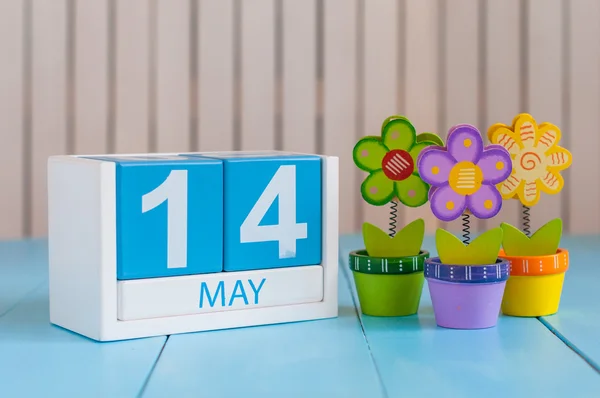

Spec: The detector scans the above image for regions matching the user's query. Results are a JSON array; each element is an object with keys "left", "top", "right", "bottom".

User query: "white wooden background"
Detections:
[{"left": 0, "top": 0, "right": 598, "bottom": 240}]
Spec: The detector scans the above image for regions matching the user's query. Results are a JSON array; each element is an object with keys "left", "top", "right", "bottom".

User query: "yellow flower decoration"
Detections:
[{"left": 487, "top": 113, "right": 572, "bottom": 207}]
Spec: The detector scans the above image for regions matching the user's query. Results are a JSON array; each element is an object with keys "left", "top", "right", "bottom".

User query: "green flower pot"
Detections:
[{"left": 349, "top": 249, "right": 429, "bottom": 316}]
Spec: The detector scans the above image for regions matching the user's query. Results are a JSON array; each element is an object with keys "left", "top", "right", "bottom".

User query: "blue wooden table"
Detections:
[{"left": 1, "top": 235, "right": 599, "bottom": 397}]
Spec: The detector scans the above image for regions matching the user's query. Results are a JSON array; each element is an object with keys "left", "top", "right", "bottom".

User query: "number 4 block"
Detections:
[{"left": 184, "top": 151, "right": 322, "bottom": 272}]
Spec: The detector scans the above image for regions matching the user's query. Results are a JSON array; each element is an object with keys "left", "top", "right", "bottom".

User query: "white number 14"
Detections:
[
  {"left": 140, "top": 165, "right": 308, "bottom": 270},
  {"left": 240, "top": 165, "right": 308, "bottom": 258}
]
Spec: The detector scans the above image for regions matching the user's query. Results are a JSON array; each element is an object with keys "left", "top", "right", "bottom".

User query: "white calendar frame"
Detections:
[{"left": 47, "top": 152, "right": 339, "bottom": 342}]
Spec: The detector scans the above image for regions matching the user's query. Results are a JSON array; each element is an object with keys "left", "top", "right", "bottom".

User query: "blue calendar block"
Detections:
[
  {"left": 84, "top": 154, "right": 224, "bottom": 280},
  {"left": 183, "top": 152, "right": 322, "bottom": 272}
]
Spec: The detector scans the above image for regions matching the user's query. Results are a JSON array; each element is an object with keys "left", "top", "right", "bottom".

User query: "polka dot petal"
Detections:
[
  {"left": 430, "top": 184, "right": 467, "bottom": 222},
  {"left": 476, "top": 145, "right": 512, "bottom": 184},
  {"left": 417, "top": 147, "right": 456, "bottom": 186},
  {"left": 466, "top": 183, "right": 502, "bottom": 219},
  {"left": 447, "top": 124, "right": 484, "bottom": 163},
  {"left": 353, "top": 137, "right": 388, "bottom": 172},
  {"left": 360, "top": 170, "right": 395, "bottom": 206},
  {"left": 381, "top": 116, "right": 417, "bottom": 151},
  {"left": 394, "top": 174, "right": 429, "bottom": 208}
]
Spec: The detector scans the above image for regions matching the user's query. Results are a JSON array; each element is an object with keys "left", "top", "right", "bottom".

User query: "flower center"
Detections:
[
  {"left": 381, "top": 150, "right": 414, "bottom": 181},
  {"left": 449, "top": 161, "right": 483, "bottom": 195}
]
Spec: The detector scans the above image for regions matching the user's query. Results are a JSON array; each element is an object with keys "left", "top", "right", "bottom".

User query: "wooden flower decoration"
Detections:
[
  {"left": 417, "top": 124, "right": 512, "bottom": 221},
  {"left": 353, "top": 116, "right": 444, "bottom": 207},
  {"left": 487, "top": 113, "right": 572, "bottom": 207}
]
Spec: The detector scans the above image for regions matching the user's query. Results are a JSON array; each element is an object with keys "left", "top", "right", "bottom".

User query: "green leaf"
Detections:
[
  {"left": 436, "top": 227, "right": 503, "bottom": 265},
  {"left": 363, "top": 218, "right": 424, "bottom": 257},
  {"left": 501, "top": 219, "right": 562, "bottom": 256},
  {"left": 416, "top": 132, "right": 444, "bottom": 147}
]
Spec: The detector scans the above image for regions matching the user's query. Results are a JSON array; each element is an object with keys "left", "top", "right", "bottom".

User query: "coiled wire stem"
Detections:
[
  {"left": 522, "top": 204, "right": 531, "bottom": 237},
  {"left": 389, "top": 200, "right": 398, "bottom": 237},
  {"left": 462, "top": 212, "right": 471, "bottom": 244}
]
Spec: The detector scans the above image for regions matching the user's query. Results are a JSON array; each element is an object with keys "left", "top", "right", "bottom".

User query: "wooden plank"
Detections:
[
  {"left": 281, "top": 0, "right": 316, "bottom": 153},
  {"left": 140, "top": 262, "right": 383, "bottom": 397},
  {"left": 240, "top": 0, "right": 276, "bottom": 150},
  {"left": 198, "top": 0, "right": 235, "bottom": 151},
  {"left": 0, "top": 283, "right": 167, "bottom": 396},
  {"left": 443, "top": 0, "right": 480, "bottom": 235},
  {"left": 567, "top": 0, "right": 600, "bottom": 234},
  {"left": 31, "top": 0, "right": 69, "bottom": 237},
  {"left": 483, "top": 0, "right": 521, "bottom": 230},
  {"left": 404, "top": 0, "right": 440, "bottom": 234},
  {"left": 0, "top": 0, "right": 24, "bottom": 239},
  {"left": 340, "top": 234, "right": 600, "bottom": 395},
  {"left": 539, "top": 235, "right": 600, "bottom": 372},
  {"left": 114, "top": 0, "right": 150, "bottom": 154},
  {"left": 360, "top": 0, "right": 400, "bottom": 234},
  {"left": 323, "top": 0, "right": 359, "bottom": 234},
  {"left": 155, "top": 0, "right": 190, "bottom": 152},
  {"left": 0, "top": 240, "right": 47, "bottom": 317},
  {"left": 74, "top": 0, "right": 109, "bottom": 155},
  {"left": 525, "top": 0, "right": 563, "bottom": 233}
]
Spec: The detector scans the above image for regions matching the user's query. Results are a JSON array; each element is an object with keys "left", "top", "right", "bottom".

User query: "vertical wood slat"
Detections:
[
  {"left": 323, "top": 0, "right": 358, "bottom": 234},
  {"left": 281, "top": 0, "right": 316, "bottom": 153},
  {"left": 404, "top": 0, "right": 440, "bottom": 234},
  {"left": 114, "top": 0, "right": 150, "bottom": 154},
  {"left": 74, "top": 1, "right": 109, "bottom": 155},
  {"left": 31, "top": 0, "right": 69, "bottom": 237},
  {"left": 0, "top": 0, "right": 24, "bottom": 239},
  {"left": 526, "top": 0, "right": 563, "bottom": 233},
  {"left": 483, "top": 0, "right": 521, "bottom": 231},
  {"left": 568, "top": 0, "right": 600, "bottom": 234},
  {"left": 198, "top": 0, "right": 235, "bottom": 151},
  {"left": 156, "top": 0, "right": 190, "bottom": 153},
  {"left": 360, "top": 0, "right": 400, "bottom": 233},
  {"left": 240, "top": 0, "right": 275, "bottom": 150},
  {"left": 443, "top": 0, "right": 480, "bottom": 235}
]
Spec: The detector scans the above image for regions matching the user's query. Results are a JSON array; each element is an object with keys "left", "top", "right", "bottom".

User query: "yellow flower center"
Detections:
[{"left": 449, "top": 161, "right": 483, "bottom": 195}]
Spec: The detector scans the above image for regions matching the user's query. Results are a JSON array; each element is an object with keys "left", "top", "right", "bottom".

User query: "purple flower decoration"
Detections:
[{"left": 417, "top": 124, "right": 512, "bottom": 222}]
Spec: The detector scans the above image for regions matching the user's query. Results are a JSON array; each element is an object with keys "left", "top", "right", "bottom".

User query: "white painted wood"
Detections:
[
  {"left": 323, "top": 0, "right": 358, "bottom": 234},
  {"left": 47, "top": 153, "right": 338, "bottom": 341},
  {"left": 156, "top": 0, "right": 190, "bottom": 152},
  {"left": 526, "top": 0, "right": 563, "bottom": 233},
  {"left": 361, "top": 0, "right": 400, "bottom": 234},
  {"left": 198, "top": 0, "right": 235, "bottom": 151},
  {"left": 484, "top": 0, "right": 521, "bottom": 230},
  {"left": 404, "top": 0, "right": 440, "bottom": 234},
  {"left": 115, "top": 0, "right": 150, "bottom": 153},
  {"left": 241, "top": 0, "right": 276, "bottom": 150},
  {"left": 31, "top": 0, "right": 69, "bottom": 237},
  {"left": 281, "top": 0, "right": 316, "bottom": 153},
  {"left": 0, "top": 0, "right": 24, "bottom": 239},
  {"left": 118, "top": 265, "right": 323, "bottom": 320},
  {"left": 568, "top": 0, "right": 600, "bottom": 234},
  {"left": 443, "top": 0, "right": 480, "bottom": 235},
  {"left": 74, "top": 0, "right": 108, "bottom": 154}
]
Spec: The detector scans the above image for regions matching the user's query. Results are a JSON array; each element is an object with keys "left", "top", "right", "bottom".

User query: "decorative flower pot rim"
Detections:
[
  {"left": 348, "top": 249, "right": 429, "bottom": 275},
  {"left": 498, "top": 248, "right": 569, "bottom": 277},
  {"left": 424, "top": 257, "right": 510, "bottom": 284}
]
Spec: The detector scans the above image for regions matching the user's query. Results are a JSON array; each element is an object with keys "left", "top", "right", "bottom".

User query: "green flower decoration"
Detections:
[{"left": 353, "top": 115, "right": 444, "bottom": 207}]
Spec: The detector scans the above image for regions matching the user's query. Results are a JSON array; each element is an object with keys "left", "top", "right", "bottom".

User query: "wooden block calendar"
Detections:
[{"left": 47, "top": 151, "right": 339, "bottom": 342}]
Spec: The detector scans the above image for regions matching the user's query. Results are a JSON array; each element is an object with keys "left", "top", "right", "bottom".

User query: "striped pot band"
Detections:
[
  {"left": 424, "top": 257, "right": 510, "bottom": 284},
  {"left": 348, "top": 250, "right": 429, "bottom": 275},
  {"left": 498, "top": 248, "right": 569, "bottom": 277}
]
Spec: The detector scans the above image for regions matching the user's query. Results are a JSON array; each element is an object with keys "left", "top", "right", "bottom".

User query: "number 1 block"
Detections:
[
  {"left": 183, "top": 151, "right": 322, "bottom": 272},
  {"left": 84, "top": 155, "right": 224, "bottom": 279}
]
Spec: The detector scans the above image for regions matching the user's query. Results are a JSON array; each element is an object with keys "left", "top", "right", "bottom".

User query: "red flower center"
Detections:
[{"left": 382, "top": 150, "right": 414, "bottom": 181}]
